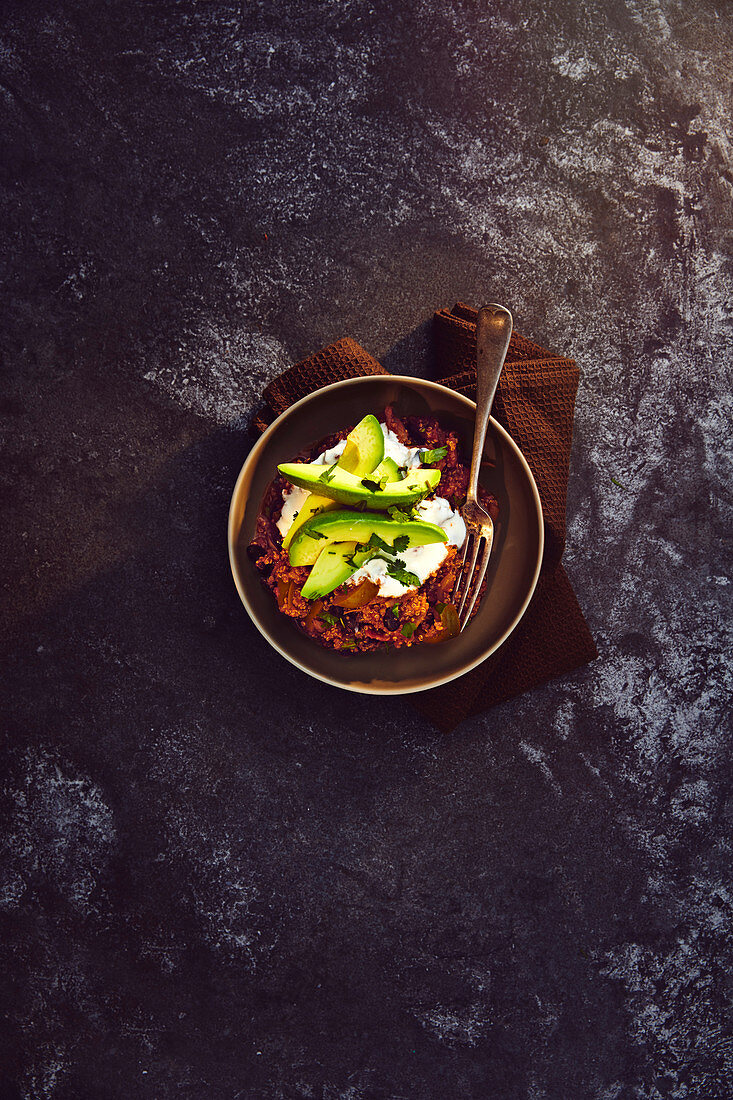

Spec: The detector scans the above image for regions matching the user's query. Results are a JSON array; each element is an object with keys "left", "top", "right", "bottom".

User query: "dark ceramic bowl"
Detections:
[{"left": 228, "top": 376, "right": 543, "bottom": 694}]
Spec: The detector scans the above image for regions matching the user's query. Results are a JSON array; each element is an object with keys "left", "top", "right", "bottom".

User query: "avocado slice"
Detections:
[
  {"left": 281, "top": 414, "right": 385, "bottom": 549},
  {"left": 301, "top": 541, "right": 371, "bottom": 599},
  {"left": 289, "top": 510, "right": 447, "bottom": 567},
  {"left": 281, "top": 491, "right": 335, "bottom": 550},
  {"left": 337, "top": 413, "right": 384, "bottom": 475},
  {"left": 371, "top": 456, "right": 402, "bottom": 484},
  {"left": 277, "top": 462, "right": 440, "bottom": 512}
]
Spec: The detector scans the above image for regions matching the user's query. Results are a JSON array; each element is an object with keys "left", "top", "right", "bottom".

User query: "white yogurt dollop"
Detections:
[
  {"left": 316, "top": 439, "right": 347, "bottom": 466},
  {"left": 275, "top": 485, "right": 311, "bottom": 539},
  {"left": 380, "top": 424, "right": 423, "bottom": 469},
  {"left": 347, "top": 496, "right": 465, "bottom": 597},
  {"left": 275, "top": 422, "right": 464, "bottom": 596},
  {"left": 315, "top": 422, "right": 422, "bottom": 469}
]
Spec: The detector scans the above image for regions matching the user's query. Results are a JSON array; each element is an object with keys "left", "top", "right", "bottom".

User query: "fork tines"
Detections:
[{"left": 453, "top": 525, "right": 494, "bottom": 629}]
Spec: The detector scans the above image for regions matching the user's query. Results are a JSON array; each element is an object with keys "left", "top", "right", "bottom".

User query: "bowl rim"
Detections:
[{"left": 228, "top": 374, "right": 544, "bottom": 695}]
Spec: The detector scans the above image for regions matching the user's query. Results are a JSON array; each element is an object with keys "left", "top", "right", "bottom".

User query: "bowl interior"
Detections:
[{"left": 229, "top": 376, "right": 543, "bottom": 694}]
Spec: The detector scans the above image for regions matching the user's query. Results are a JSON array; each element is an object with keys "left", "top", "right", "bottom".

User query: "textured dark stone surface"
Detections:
[{"left": 1, "top": 2, "right": 731, "bottom": 1097}]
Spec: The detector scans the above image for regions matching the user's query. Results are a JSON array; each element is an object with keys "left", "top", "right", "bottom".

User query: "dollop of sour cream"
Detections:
[
  {"left": 316, "top": 422, "right": 423, "bottom": 469},
  {"left": 347, "top": 496, "right": 465, "bottom": 597},
  {"left": 275, "top": 422, "right": 465, "bottom": 594},
  {"left": 275, "top": 485, "right": 311, "bottom": 539}
]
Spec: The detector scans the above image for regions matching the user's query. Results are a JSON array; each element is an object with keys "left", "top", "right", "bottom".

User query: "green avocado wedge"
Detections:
[
  {"left": 281, "top": 414, "right": 384, "bottom": 550},
  {"left": 370, "top": 456, "right": 402, "bottom": 484},
  {"left": 289, "top": 510, "right": 447, "bottom": 567},
  {"left": 337, "top": 413, "right": 384, "bottom": 475},
  {"left": 300, "top": 542, "right": 371, "bottom": 599},
  {"left": 277, "top": 462, "right": 440, "bottom": 511}
]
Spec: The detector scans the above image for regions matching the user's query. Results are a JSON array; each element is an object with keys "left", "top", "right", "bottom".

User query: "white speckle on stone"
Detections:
[
  {"left": 144, "top": 725, "right": 272, "bottom": 968},
  {"left": 519, "top": 740, "right": 562, "bottom": 795},
  {"left": 551, "top": 49, "right": 596, "bottom": 81},
  {"left": 142, "top": 323, "right": 289, "bottom": 424},
  {"left": 415, "top": 1003, "right": 490, "bottom": 1047},
  {"left": 1, "top": 749, "right": 115, "bottom": 910}
]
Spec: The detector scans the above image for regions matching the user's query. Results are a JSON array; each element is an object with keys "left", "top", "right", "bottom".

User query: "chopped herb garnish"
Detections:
[
  {"left": 387, "top": 505, "right": 418, "bottom": 522},
  {"left": 359, "top": 532, "right": 410, "bottom": 557},
  {"left": 365, "top": 532, "right": 392, "bottom": 553},
  {"left": 389, "top": 605, "right": 400, "bottom": 619},
  {"left": 418, "top": 445, "right": 448, "bottom": 464},
  {"left": 385, "top": 559, "right": 420, "bottom": 587},
  {"left": 307, "top": 530, "right": 327, "bottom": 540},
  {"left": 340, "top": 639, "right": 356, "bottom": 650},
  {"left": 360, "top": 477, "right": 382, "bottom": 493},
  {"left": 292, "top": 511, "right": 299, "bottom": 519},
  {"left": 610, "top": 475, "right": 628, "bottom": 489},
  {"left": 401, "top": 622, "right": 417, "bottom": 638},
  {"left": 319, "top": 611, "right": 337, "bottom": 626},
  {"left": 319, "top": 461, "right": 338, "bottom": 484}
]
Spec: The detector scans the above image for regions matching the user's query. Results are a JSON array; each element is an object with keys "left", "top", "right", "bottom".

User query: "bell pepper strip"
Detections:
[{"left": 332, "top": 578, "right": 380, "bottom": 610}]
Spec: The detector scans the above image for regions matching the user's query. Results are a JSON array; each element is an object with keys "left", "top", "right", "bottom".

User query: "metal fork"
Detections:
[{"left": 453, "top": 304, "right": 513, "bottom": 629}]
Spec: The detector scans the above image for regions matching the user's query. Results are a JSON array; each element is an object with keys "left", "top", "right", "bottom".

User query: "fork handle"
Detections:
[{"left": 467, "top": 304, "right": 513, "bottom": 504}]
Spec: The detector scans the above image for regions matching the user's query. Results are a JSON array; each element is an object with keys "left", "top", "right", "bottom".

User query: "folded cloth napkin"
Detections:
[{"left": 254, "top": 302, "right": 598, "bottom": 732}]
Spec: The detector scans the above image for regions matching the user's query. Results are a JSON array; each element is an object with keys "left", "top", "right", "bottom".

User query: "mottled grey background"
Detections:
[{"left": 1, "top": 1, "right": 731, "bottom": 1098}]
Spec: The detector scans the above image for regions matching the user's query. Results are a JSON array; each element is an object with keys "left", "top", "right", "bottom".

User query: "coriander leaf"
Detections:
[
  {"left": 319, "top": 461, "right": 338, "bottom": 484},
  {"left": 401, "top": 622, "right": 417, "bottom": 638},
  {"left": 392, "top": 535, "right": 409, "bottom": 553},
  {"left": 389, "top": 605, "right": 400, "bottom": 619},
  {"left": 387, "top": 505, "right": 416, "bottom": 522},
  {"left": 610, "top": 475, "right": 628, "bottom": 489},
  {"left": 319, "top": 611, "right": 337, "bottom": 626},
  {"left": 418, "top": 445, "right": 448, "bottom": 464},
  {"left": 307, "top": 530, "right": 327, "bottom": 540},
  {"left": 385, "top": 560, "right": 420, "bottom": 587},
  {"left": 360, "top": 477, "right": 382, "bottom": 493},
  {"left": 365, "top": 532, "right": 392, "bottom": 553}
]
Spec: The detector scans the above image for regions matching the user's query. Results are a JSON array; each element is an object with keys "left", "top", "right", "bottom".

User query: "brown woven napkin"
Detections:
[{"left": 254, "top": 302, "right": 597, "bottom": 731}]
